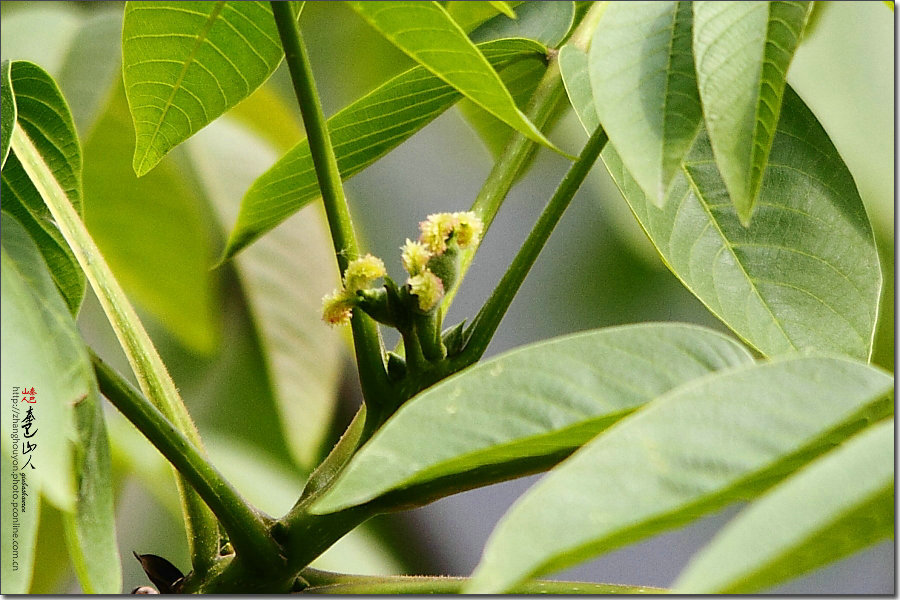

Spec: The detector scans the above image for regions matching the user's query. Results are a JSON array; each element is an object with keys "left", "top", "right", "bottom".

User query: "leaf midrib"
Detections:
[
  {"left": 132, "top": 1, "right": 225, "bottom": 175},
  {"left": 681, "top": 160, "right": 797, "bottom": 354}
]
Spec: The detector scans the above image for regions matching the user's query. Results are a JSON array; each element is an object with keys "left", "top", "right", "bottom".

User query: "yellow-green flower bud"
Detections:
[
  {"left": 400, "top": 239, "right": 432, "bottom": 275},
  {"left": 418, "top": 212, "right": 458, "bottom": 255},
  {"left": 343, "top": 254, "right": 386, "bottom": 292},
  {"left": 452, "top": 211, "right": 483, "bottom": 248},
  {"left": 321, "top": 290, "right": 355, "bottom": 326},
  {"left": 407, "top": 270, "right": 444, "bottom": 312}
]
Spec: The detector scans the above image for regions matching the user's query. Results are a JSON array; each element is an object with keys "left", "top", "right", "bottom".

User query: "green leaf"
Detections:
[
  {"left": 0, "top": 211, "right": 77, "bottom": 512},
  {"left": 312, "top": 323, "right": 752, "bottom": 514},
  {"left": 2, "top": 60, "right": 85, "bottom": 314},
  {"left": 1, "top": 60, "right": 13, "bottom": 168},
  {"left": 190, "top": 117, "right": 344, "bottom": 470},
  {"left": 28, "top": 502, "right": 76, "bottom": 594},
  {"left": 1, "top": 452, "right": 40, "bottom": 594},
  {"left": 55, "top": 10, "right": 123, "bottom": 137},
  {"left": 458, "top": 57, "right": 548, "bottom": 158},
  {"left": 64, "top": 382, "right": 122, "bottom": 593},
  {"left": 468, "top": 1, "right": 575, "bottom": 48},
  {"left": 601, "top": 87, "right": 881, "bottom": 360},
  {"left": 3, "top": 5, "right": 219, "bottom": 351},
  {"left": 0, "top": 7, "right": 83, "bottom": 75},
  {"left": 1, "top": 213, "right": 121, "bottom": 594},
  {"left": 347, "top": 2, "right": 560, "bottom": 153},
  {"left": 9, "top": 86, "right": 220, "bottom": 568},
  {"left": 693, "top": 1, "right": 813, "bottom": 224},
  {"left": 488, "top": 1, "right": 517, "bottom": 20},
  {"left": 445, "top": 1, "right": 514, "bottom": 32},
  {"left": 558, "top": 44, "right": 598, "bottom": 133},
  {"left": 465, "top": 356, "right": 893, "bottom": 593},
  {"left": 564, "top": 57, "right": 883, "bottom": 360},
  {"left": 83, "top": 83, "right": 220, "bottom": 354},
  {"left": 674, "top": 418, "right": 894, "bottom": 593},
  {"left": 459, "top": 1, "right": 575, "bottom": 158},
  {"left": 224, "top": 38, "right": 545, "bottom": 259},
  {"left": 589, "top": 1, "right": 702, "bottom": 205},
  {"left": 122, "top": 1, "right": 287, "bottom": 176},
  {"left": 0, "top": 5, "right": 123, "bottom": 138}
]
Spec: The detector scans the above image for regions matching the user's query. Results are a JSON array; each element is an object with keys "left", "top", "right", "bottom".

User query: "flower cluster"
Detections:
[
  {"left": 321, "top": 212, "right": 483, "bottom": 325},
  {"left": 403, "top": 211, "right": 483, "bottom": 311},
  {"left": 418, "top": 211, "right": 483, "bottom": 255},
  {"left": 321, "top": 254, "right": 386, "bottom": 326}
]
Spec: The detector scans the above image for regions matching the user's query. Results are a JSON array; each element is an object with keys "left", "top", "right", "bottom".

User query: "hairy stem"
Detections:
[
  {"left": 92, "top": 352, "right": 284, "bottom": 573},
  {"left": 299, "top": 568, "right": 664, "bottom": 594},
  {"left": 10, "top": 128, "right": 220, "bottom": 574},
  {"left": 270, "top": 1, "right": 393, "bottom": 417},
  {"left": 461, "top": 125, "right": 608, "bottom": 363}
]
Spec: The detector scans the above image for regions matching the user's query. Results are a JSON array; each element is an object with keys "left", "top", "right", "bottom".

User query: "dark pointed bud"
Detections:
[
  {"left": 133, "top": 552, "right": 185, "bottom": 594},
  {"left": 387, "top": 351, "right": 408, "bottom": 381}
]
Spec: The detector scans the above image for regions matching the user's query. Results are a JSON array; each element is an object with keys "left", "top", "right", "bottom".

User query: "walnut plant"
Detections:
[{"left": 0, "top": 1, "right": 893, "bottom": 594}]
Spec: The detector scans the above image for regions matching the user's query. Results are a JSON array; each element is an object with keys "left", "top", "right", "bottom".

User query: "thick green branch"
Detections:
[
  {"left": 299, "top": 568, "right": 665, "bottom": 594},
  {"left": 91, "top": 352, "right": 284, "bottom": 574},
  {"left": 270, "top": 1, "right": 392, "bottom": 413},
  {"left": 460, "top": 125, "right": 608, "bottom": 363},
  {"left": 9, "top": 127, "right": 220, "bottom": 574}
]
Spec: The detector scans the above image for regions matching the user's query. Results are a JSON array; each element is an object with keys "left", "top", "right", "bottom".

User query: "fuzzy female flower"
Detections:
[
  {"left": 418, "top": 212, "right": 458, "bottom": 255},
  {"left": 322, "top": 254, "right": 386, "bottom": 326},
  {"left": 343, "top": 254, "right": 386, "bottom": 292},
  {"left": 407, "top": 270, "right": 444, "bottom": 312},
  {"left": 321, "top": 290, "right": 355, "bottom": 326},
  {"left": 401, "top": 238, "right": 432, "bottom": 275},
  {"left": 452, "top": 211, "right": 483, "bottom": 248}
]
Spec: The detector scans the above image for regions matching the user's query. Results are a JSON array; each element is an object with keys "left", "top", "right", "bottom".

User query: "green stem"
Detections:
[
  {"left": 9, "top": 128, "right": 220, "bottom": 574},
  {"left": 92, "top": 352, "right": 284, "bottom": 573},
  {"left": 414, "top": 312, "right": 444, "bottom": 361},
  {"left": 440, "top": 58, "right": 568, "bottom": 314},
  {"left": 299, "top": 568, "right": 664, "bottom": 594},
  {"left": 460, "top": 125, "right": 608, "bottom": 364},
  {"left": 296, "top": 406, "right": 367, "bottom": 503},
  {"left": 441, "top": 0, "right": 608, "bottom": 317},
  {"left": 271, "top": 2, "right": 355, "bottom": 269},
  {"left": 270, "top": 1, "right": 393, "bottom": 416}
]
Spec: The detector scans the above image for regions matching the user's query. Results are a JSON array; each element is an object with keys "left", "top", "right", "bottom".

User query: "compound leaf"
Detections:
[
  {"left": 603, "top": 87, "right": 881, "bottom": 360},
  {"left": 466, "top": 356, "right": 892, "bottom": 593},
  {"left": 122, "top": 1, "right": 287, "bottom": 176},
  {"left": 347, "top": 2, "right": 560, "bottom": 152},
  {"left": 674, "top": 418, "right": 894, "bottom": 593},
  {"left": 589, "top": 1, "right": 702, "bottom": 205},
  {"left": 692, "top": 1, "right": 813, "bottom": 224},
  {"left": 2, "top": 61, "right": 84, "bottom": 314},
  {"left": 224, "top": 38, "right": 545, "bottom": 259},
  {"left": 313, "top": 323, "right": 752, "bottom": 513}
]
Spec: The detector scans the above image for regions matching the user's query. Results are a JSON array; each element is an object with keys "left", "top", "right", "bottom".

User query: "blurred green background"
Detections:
[{"left": 0, "top": 1, "right": 893, "bottom": 593}]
